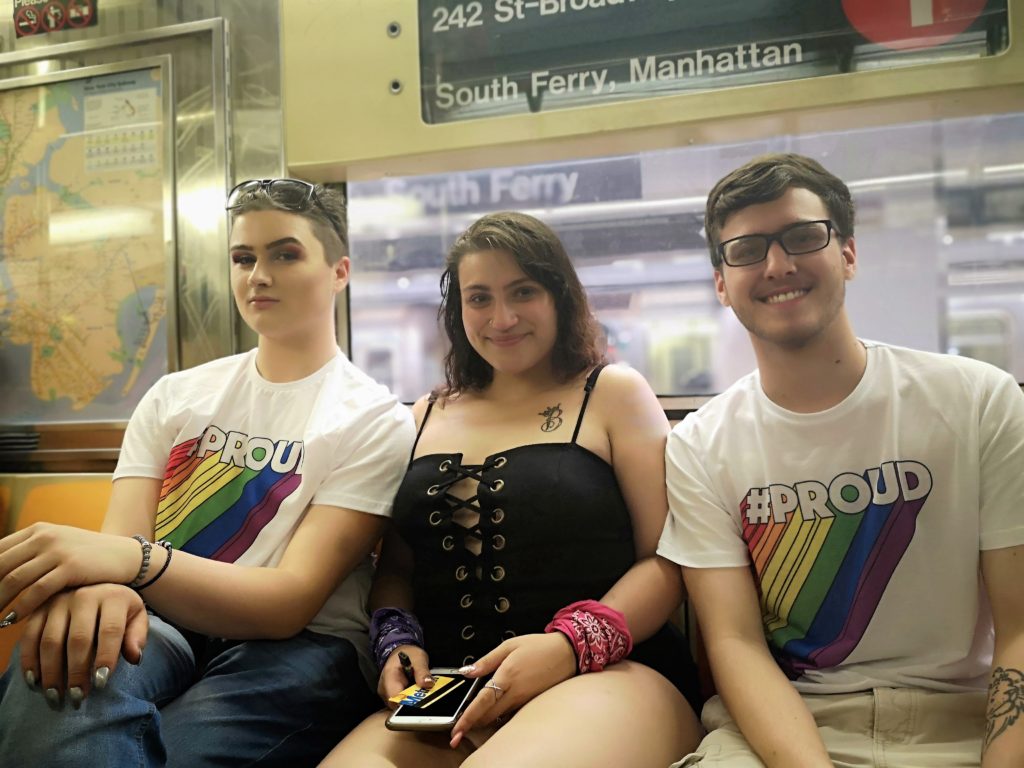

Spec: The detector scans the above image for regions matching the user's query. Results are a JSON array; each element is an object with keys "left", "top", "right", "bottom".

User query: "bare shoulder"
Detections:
[
  {"left": 410, "top": 390, "right": 471, "bottom": 426},
  {"left": 592, "top": 364, "right": 660, "bottom": 409},
  {"left": 410, "top": 394, "right": 435, "bottom": 428},
  {"left": 588, "top": 364, "right": 666, "bottom": 432},
  {"left": 594, "top": 363, "right": 654, "bottom": 391}
]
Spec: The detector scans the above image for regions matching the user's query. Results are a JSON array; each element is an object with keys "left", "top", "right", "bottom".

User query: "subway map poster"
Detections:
[{"left": 0, "top": 65, "right": 170, "bottom": 425}]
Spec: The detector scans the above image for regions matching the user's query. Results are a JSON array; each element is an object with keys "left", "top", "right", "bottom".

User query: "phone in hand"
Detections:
[{"left": 385, "top": 668, "right": 488, "bottom": 732}]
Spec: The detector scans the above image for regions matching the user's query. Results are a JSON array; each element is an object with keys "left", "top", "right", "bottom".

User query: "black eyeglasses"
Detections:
[
  {"left": 226, "top": 178, "right": 343, "bottom": 237},
  {"left": 718, "top": 219, "right": 836, "bottom": 267}
]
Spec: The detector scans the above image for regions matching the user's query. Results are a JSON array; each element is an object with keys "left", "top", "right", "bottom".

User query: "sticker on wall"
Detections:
[{"left": 13, "top": 0, "right": 97, "bottom": 38}]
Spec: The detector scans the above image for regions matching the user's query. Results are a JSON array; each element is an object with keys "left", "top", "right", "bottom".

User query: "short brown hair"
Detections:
[
  {"left": 439, "top": 212, "right": 603, "bottom": 395},
  {"left": 227, "top": 182, "right": 348, "bottom": 265},
  {"left": 704, "top": 153, "right": 855, "bottom": 269}
]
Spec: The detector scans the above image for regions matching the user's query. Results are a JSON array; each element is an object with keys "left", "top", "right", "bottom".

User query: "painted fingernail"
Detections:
[
  {"left": 0, "top": 610, "right": 16, "bottom": 628},
  {"left": 45, "top": 687, "right": 62, "bottom": 711},
  {"left": 24, "top": 669, "right": 36, "bottom": 688},
  {"left": 68, "top": 687, "right": 84, "bottom": 710},
  {"left": 93, "top": 666, "right": 110, "bottom": 689},
  {"left": 458, "top": 665, "right": 475, "bottom": 674}
]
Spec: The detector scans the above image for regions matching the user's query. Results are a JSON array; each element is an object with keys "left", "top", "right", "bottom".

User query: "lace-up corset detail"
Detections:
[{"left": 391, "top": 366, "right": 639, "bottom": 666}]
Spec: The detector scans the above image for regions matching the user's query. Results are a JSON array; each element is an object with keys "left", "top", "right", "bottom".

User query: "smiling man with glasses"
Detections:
[{"left": 658, "top": 153, "right": 1024, "bottom": 768}]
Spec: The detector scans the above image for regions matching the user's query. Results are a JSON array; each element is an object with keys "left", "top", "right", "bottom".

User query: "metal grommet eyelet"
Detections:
[
  {"left": 495, "top": 597, "right": 510, "bottom": 613},
  {"left": 427, "top": 484, "right": 440, "bottom": 496},
  {"left": 491, "top": 565, "right": 506, "bottom": 582},
  {"left": 492, "top": 534, "right": 506, "bottom": 550},
  {"left": 441, "top": 535, "right": 455, "bottom": 551},
  {"left": 490, "top": 508, "right": 505, "bottom": 524},
  {"left": 455, "top": 565, "right": 469, "bottom": 581},
  {"left": 490, "top": 479, "right": 505, "bottom": 492},
  {"left": 503, "top": 630, "right": 516, "bottom": 640},
  {"left": 493, "top": 456, "right": 507, "bottom": 468},
  {"left": 439, "top": 459, "right": 452, "bottom": 472},
  {"left": 461, "top": 625, "right": 475, "bottom": 640},
  {"left": 463, "top": 655, "right": 475, "bottom": 665},
  {"left": 428, "top": 511, "right": 443, "bottom": 526},
  {"left": 459, "top": 593, "right": 473, "bottom": 608}
]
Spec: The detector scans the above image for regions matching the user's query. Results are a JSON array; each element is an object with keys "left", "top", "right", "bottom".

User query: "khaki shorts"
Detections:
[{"left": 671, "top": 688, "right": 987, "bottom": 768}]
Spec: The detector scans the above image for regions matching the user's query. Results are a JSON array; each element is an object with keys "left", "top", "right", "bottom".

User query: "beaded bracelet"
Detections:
[
  {"left": 136, "top": 541, "right": 174, "bottom": 590},
  {"left": 544, "top": 600, "right": 633, "bottom": 674},
  {"left": 128, "top": 535, "right": 153, "bottom": 588}
]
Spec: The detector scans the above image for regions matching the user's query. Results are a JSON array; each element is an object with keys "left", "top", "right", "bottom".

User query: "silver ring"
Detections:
[{"left": 484, "top": 680, "right": 505, "bottom": 702}]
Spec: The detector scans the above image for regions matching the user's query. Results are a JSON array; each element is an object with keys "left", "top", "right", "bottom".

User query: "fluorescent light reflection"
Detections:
[{"left": 49, "top": 207, "right": 155, "bottom": 245}]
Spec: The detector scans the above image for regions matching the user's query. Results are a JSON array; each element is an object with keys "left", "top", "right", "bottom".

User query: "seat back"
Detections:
[{"left": 0, "top": 476, "right": 111, "bottom": 671}]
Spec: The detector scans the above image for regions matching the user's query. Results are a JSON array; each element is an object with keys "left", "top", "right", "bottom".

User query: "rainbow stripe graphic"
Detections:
[
  {"left": 742, "top": 462, "right": 932, "bottom": 678},
  {"left": 154, "top": 434, "right": 302, "bottom": 562}
]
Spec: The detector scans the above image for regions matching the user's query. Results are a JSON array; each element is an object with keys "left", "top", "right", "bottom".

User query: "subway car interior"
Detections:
[{"left": 0, "top": 0, "right": 1021, "bottom": 742}]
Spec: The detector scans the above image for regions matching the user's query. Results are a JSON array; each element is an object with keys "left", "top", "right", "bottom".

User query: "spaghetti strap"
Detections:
[
  {"left": 571, "top": 364, "right": 608, "bottom": 444},
  {"left": 410, "top": 392, "right": 439, "bottom": 458}
]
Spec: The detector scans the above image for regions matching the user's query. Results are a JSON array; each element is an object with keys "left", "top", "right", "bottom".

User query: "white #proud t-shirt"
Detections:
[
  {"left": 115, "top": 349, "right": 414, "bottom": 652},
  {"left": 659, "top": 342, "right": 1024, "bottom": 693}
]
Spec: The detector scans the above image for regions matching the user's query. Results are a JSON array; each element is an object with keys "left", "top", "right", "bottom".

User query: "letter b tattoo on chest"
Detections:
[{"left": 539, "top": 403, "right": 563, "bottom": 432}]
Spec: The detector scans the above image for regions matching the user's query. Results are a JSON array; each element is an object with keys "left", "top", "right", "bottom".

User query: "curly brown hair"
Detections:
[{"left": 438, "top": 212, "right": 603, "bottom": 395}]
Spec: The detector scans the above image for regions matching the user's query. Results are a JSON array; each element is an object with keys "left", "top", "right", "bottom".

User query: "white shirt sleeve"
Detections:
[
  {"left": 312, "top": 399, "right": 416, "bottom": 517},
  {"left": 658, "top": 415, "right": 751, "bottom": 568},
  {"left": 978, "top": 371, "right": 1024, "bottom": 550},
  {"left": 112, "top": 377, "right": 179, "bottom": 481}
]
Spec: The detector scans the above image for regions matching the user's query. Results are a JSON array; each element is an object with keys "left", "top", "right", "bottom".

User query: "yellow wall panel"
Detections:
[{"left": 283, "top": 0, "right": 1024, "bottom": 180}]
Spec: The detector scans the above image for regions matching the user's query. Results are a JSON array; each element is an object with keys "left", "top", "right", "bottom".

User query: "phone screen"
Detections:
[{"left": 387, "top": 672, "right": 485, "bottom": 729}]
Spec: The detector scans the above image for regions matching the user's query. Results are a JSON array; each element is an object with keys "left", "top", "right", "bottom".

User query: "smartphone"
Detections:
[{"left": 385, "top": 668, "right": 487, "bottom": 732}]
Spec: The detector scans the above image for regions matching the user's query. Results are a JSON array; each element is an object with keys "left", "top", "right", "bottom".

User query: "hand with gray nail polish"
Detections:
[
  {"left": 45, "top": 687, "right": 62, "bottom": 711},
  {"left": 93, "top": 666, "right": 110, "bottom": 689}
]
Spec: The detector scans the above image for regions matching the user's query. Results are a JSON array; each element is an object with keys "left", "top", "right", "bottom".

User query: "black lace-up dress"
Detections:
[{"left": 391, "top": 366, "right": 700, "bottom": 706}]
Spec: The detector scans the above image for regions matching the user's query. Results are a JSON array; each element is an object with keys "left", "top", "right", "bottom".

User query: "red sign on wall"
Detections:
[
  {"left": 842, "top": 0, "right": 989, "bottom": 50},
  {"left": 13, "top": 0, "right": 97, "bottom": 38}
]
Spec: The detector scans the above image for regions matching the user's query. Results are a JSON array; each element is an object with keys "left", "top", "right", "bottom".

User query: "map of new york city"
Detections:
[{"left": 0, "top": 68, "right": 167, "bottom": 424}]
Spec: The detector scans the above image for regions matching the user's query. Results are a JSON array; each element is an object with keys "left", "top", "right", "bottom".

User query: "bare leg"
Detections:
[
  {"left": 318, "top": 710, "right": 474, "bottom": 768},
  {"left": 463, "top": 661, "right": 701, "bottom": 768}
]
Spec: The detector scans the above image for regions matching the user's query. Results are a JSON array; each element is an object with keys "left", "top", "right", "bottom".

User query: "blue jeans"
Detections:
[{"left": 0, "top": 614, "right": 378, "bottom": 767}]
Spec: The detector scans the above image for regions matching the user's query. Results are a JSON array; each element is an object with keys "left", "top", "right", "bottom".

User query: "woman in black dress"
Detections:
[{"left": 322, "top": 212, "right": 701, "bottom": 767}]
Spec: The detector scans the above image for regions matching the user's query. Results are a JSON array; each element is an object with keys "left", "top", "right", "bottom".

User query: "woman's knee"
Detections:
[{"left": 320, "top": 710, "right": 468, "bottom": 768}]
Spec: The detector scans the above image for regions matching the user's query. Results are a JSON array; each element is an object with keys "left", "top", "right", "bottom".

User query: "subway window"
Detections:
[{"left": 347, "top": 112, "right": 1024, "bottom": 402}]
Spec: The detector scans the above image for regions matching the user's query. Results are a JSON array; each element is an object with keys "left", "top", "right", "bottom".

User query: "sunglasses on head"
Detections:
[{"left": 226, "top": 179, "right": 343, "bottom": 238}]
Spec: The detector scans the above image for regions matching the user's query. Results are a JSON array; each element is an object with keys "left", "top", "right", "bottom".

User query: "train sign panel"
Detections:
[{"left": 417, "top": 0, "right": 1007, "bottom": 124}]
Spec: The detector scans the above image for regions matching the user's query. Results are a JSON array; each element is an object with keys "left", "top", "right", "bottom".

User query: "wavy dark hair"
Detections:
[
  {"left": 439, "top": 211, "right": 603, "bottom": 395},
  {"left": 704, "top": 153, "right": 855, "bottom": 269}
]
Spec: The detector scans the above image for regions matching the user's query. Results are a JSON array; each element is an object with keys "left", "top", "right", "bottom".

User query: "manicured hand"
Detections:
[
  {"left": 377, "top": 644, "right": 433, "bottom": 706},
  {"left": 450, "top": 631, "right": 576, "bottom": 747},
  {"left": 0, "top": 524, "right": 141, "bottom": 624},
  {"left": 19, "top": 584, "right": 148, "bottom": 709}
]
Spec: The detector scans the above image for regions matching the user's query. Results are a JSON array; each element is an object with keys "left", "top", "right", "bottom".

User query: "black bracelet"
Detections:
[{"left": 135, "top": 541, "right": 173, "bottom": 590}]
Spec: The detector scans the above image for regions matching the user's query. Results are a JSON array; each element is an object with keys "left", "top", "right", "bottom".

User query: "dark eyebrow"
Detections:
[
  {"left": 229, "top": 237, "right": 305, "bottom": 251},
  {"left": 463, "top": 277, "right": 536, "bottom": 292}
]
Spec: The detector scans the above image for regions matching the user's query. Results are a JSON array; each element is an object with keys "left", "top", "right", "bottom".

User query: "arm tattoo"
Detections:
[
  {"left": 984, "top": 666, "right": 1024, "bottom": 752},
  {"left": 539, "top": 403, "right": 564, "bottom": 432}
]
